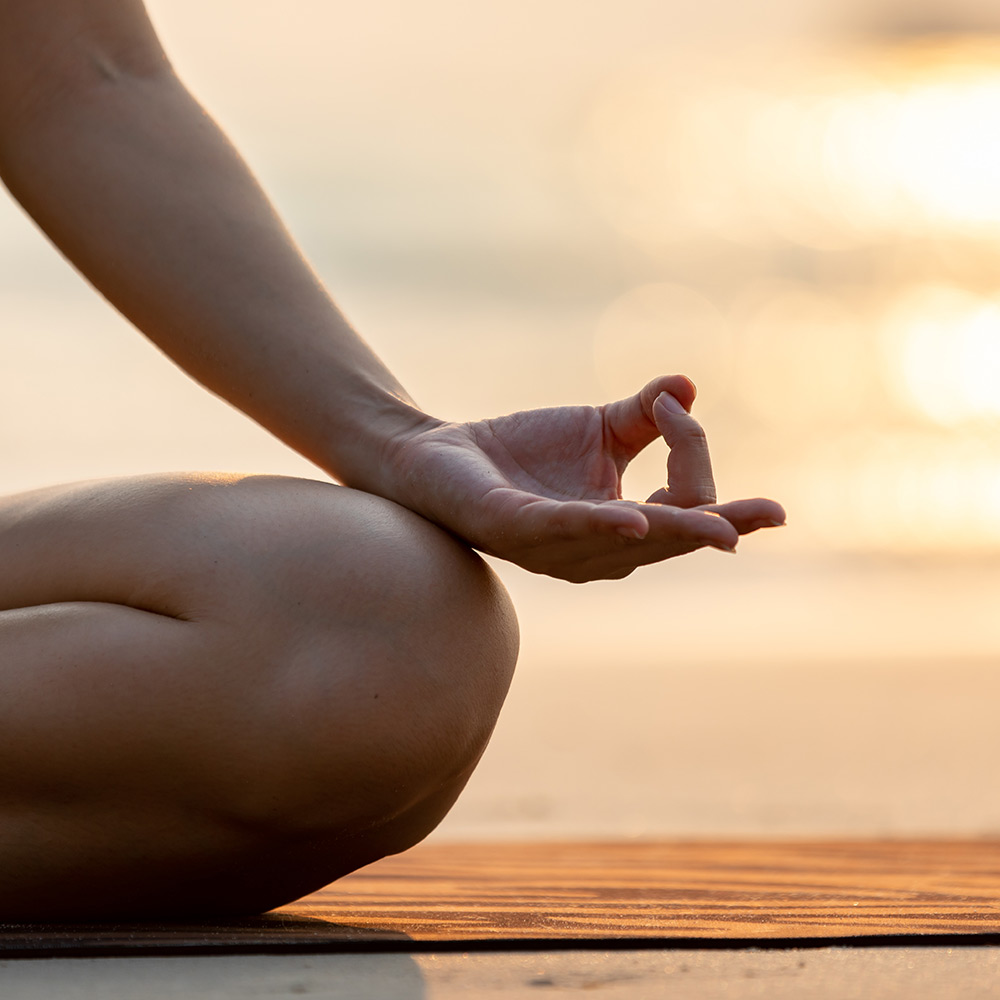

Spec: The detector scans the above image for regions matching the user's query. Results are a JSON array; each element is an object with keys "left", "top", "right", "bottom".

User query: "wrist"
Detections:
[{"left": 318, "top": 378, "right": 442, "bottom": 501}]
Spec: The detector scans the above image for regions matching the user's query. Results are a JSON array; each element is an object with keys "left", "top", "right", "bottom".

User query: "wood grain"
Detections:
[{"left": 2, "top": 840, "right": 999, "bottom": 955}]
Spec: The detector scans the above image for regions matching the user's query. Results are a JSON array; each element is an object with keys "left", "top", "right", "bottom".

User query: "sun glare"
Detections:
[
  {"left": 890, "top": 79, "right": 1000, "bottom": 226},
  {"left": 577, "top": 39, "right": 1000, "bottom": 248},
  {"left": 796, "top": 430, "right": 1000, "bottom": 553},
  {"left": 882, "top": 285, "right": 1000, "bottom": 426},
  {"left": 825, "top": 68, "right": 1000, "bottom": 234}
]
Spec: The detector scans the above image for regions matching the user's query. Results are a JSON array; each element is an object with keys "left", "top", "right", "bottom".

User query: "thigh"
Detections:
[
  {"left": 0, "top": 471, "right": 426, "bottom": 620},
  {"left": 0, "top": 473, "right": 518, "bottom": 919}
]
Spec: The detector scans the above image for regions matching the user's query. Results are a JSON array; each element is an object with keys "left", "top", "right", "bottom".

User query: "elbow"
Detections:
[{"left": 0, "top": 26, "right": 173, "bottom": 152}]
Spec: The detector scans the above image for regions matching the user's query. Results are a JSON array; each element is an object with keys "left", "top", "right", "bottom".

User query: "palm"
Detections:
[{"left": 472, "top": 406, "right": 622, "bottom": 502}]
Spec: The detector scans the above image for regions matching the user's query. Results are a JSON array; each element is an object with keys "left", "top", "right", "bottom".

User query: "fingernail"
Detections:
[
  {"left": 616, "top": 525, "right": 643, "bottom": 540},
  {"left": 655, "top": 392, "right": 687, "bottom": 415},
  {"left": 766, "top": 519, "right": 786, "bottom": 528},
  {"left": 710, "top": 542, "right": 738, "bottom": 554}
]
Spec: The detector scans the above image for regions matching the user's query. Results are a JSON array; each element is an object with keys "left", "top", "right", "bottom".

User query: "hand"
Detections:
[{"left": 384, "top": 375, "right": 786, "bottom": 582}]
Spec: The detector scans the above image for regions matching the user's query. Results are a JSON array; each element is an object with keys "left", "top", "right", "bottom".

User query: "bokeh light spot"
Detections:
[{"left": 881, "top": 284, "right": 1000, "bottom": 426}]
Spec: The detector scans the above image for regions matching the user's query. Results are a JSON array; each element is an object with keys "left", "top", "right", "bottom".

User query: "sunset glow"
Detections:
[
  {"left": 577, "top": 39, "right": 1000, "bottom": 247},
  {"left": 882, "top": 286, "right": 1000, "bottom": 426},
  {"left": 797, "top": 430, "right": 1000, "bottom": 553}
]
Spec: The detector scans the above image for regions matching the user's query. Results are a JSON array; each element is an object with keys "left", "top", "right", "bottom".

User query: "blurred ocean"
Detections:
[{"left": 1, "top": 1, "right": 999, "bottom": 837}]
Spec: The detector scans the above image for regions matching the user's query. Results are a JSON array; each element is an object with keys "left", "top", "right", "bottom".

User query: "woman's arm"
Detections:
[
  {"left": 0, "top": 0, "right": 423, "bottom": 496},
  {"left": 0, "top": 0, "right": 785, "bottom": 581}
]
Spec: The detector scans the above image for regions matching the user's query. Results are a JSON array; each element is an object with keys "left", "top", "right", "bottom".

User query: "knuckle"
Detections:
[
  {"left": 680, "top": 423, "right": 709, "bottom": 446},
  {"left": 695, "top": 478, "right": 718, "bottom": 504},
  {"left": 663, "top": 420, "right": 708, "bottom": 451}
]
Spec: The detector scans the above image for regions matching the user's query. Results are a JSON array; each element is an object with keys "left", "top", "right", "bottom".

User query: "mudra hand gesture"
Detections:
[{"left": 384, "top": 374, "right": 786, "bottom": 582}]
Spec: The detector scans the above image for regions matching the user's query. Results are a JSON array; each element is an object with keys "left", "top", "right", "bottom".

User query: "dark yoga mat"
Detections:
[{"left": 3, "top": 840, "right": 1000, "bottom": 957}]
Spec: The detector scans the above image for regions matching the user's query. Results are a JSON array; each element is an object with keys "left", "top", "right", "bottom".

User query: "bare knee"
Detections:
[
  {"left": 192, "top": 478, "right": 519, "bottom": 864},
  {"left": 0, "top": 473, "right": 518, "bottom": 916}
]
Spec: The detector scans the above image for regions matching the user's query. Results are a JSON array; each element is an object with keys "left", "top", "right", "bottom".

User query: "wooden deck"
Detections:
[{"left": 3, "top": 840, "right": 1000, "bottom": 956}]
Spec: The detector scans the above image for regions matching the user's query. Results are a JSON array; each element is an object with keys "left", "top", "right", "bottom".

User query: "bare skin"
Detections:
[
  {"left": 0, "top": 474, "right": 518, "bottom": 919},
  {"left": 0, "top": 0, "right": 785, "bottom": 918}
]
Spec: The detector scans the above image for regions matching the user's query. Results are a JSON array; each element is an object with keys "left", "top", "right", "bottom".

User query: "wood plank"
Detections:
[{"left": 2, "top": 840, "right": 999, "bottom": 956}]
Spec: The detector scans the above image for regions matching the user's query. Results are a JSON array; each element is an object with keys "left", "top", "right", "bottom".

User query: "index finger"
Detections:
[{"left": 645, "top": 391, "right": 717, "bottom": 508}]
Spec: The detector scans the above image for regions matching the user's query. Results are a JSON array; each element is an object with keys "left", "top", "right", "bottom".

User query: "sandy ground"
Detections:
[{"left": 4, "top": 948, "right": 1000, "bottom": 999}]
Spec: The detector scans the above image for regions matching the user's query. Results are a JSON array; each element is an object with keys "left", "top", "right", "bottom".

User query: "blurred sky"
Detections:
[{"left": 1, "top": 0, "right": 999, "bottom": 671}]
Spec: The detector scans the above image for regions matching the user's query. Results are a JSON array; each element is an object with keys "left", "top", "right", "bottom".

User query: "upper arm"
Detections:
[{"left": 0, "top": 0, "right": 170, "bottom": 134}]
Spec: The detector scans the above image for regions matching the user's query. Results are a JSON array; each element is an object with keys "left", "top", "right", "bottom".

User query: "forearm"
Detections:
[{"left": 0, "top": 62, "right": 425, "bottom": 492}]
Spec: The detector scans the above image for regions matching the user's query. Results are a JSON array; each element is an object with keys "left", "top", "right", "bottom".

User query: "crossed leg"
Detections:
[{"left": 0, "top": 472, "right": 518, "bottom": 920}]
